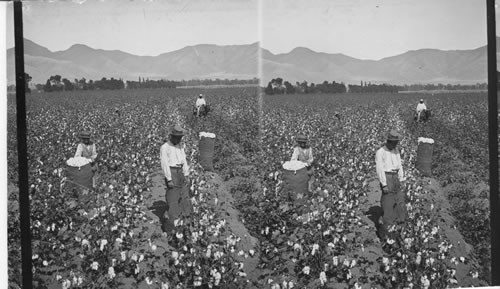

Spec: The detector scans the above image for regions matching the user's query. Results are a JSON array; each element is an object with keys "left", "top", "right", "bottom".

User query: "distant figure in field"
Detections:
[
  {"left": 195, "top": 94, "right": 207, "bottom": 117},
  {"left": 75, "top": 131, "right": 98, "bottom": 187},
  {"left": 375, "top": 130, "right": 407, "bottom": 239},
  {"left": 416, "top": 99, "right": 427, "bottom": 122},
  {"left": 291, "top": 134, "right": 315, "bottom": 193},
  {"left": 160, "top": 125, "right": 191, "bottom": 229}
]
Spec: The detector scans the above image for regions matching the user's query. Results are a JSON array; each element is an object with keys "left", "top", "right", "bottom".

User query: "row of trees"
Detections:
[
  {"left": 8, "top": 73, "right": 492, "bottom": 94},
  {"left": 400, "top": 83, "right": 488, "bottom": 91},
  {"left": 265, "top": 78, "right": 348, "bottom": 95},
  {"left": 264, "top": 77, "right": 491, "bottom": 95},
  {"left": 9, "top": 74, "right": 261, "bottom": 93},
  {"left": 178, "top": 77, "right": 259, "bottom": 87},
  {"left": 126, "top": 78, "right": 179, "bottom": 89},
  {"left": 42, "top": 75, "right": 125, "bottom": 92},
  {"left": 348, "top": 82, "right": 402, "bottom": 93}
]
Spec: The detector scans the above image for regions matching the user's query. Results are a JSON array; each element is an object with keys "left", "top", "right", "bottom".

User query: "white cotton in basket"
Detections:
[
  {"left": 418, "top": 137, "right": 434, "bottom": 144},
  {"left": 66, "top": 157, "right": 91, "bottom": 167},
  {"left": 199, "top": 132, "right": 216, "bottom": 138},
  {"left": 283, "top": 160, "right": 307, "bottom": 171}
]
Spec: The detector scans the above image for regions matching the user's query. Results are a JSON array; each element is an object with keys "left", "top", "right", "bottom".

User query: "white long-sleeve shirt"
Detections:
[
  {"left": 416, "top": 103, "right": 427, "bottom": 113},
  {"left": 196, "top": 98, "right": 206, "bottom": 107},
  {"left": 160, "top": 141, "right": 190, "bottom": 181},
  {"left": 291, "top": 146, "right": 314, "bottom": 167},
  {"left": 75, "top": 143, "right": 97, "bottom": 162},
  {"left": 375, "top": 146, "right": 404, "bottom": 186}
]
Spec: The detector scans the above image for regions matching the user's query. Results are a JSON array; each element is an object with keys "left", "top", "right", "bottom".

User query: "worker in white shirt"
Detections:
[
  {"left": 75, "top": 131, "right": 97, "bottom": 162},
  {"left": 75, "top": 131, "right": 98, "bottom": 188},
  {"left": 195, "top": 94, "right": 207, "bottom": 117},
  {"left": 416, "top": 99, "right": 427, "bottom": 122},
  {"left": 291, "top": 134, "right": 315, "bottom": 193},
  {"left": 160, "top": 125, "right": 191, "bottom": 225},
  {"left": 375, "top": 130, "right": 407, "bottom": 238}
]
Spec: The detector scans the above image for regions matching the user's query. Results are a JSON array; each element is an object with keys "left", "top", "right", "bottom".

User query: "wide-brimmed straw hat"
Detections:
[
  {"left": 170, "top": 125, "right": 185, "bottom": 136},
  {"left": 386, "top": 130, "right": 401, "bottom": 141},
  {"left": 296, "top": 134, "right": 308, "bottom": 142},
  {"left": 79, "top": 131, "right": 91, "bottom": 139}
]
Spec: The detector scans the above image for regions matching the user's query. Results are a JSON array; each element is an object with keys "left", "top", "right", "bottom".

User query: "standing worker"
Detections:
[
  {"left": 416, "top": 99, "right": 427, "bottom": 122},
  {"left": 291, "top": 134, "right": 315, "bottom": 193},
  {"left": 74, "top": 131, "right": 98, "bottom": 188},
  {"left": 195, "top": 94, "right": 207, "bottom": 117},
  {"left": 160, "top": 125, "right": 191, "bottom": 228},
  {"left": 375, "top": 130, "right": 407, "bottom": 239}
]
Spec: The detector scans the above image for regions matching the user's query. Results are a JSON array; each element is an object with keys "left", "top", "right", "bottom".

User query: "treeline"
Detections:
[
  {"left": 401, "top": 83, "right": 488, "bottom": 91},
  {"left": 11, "top": 74, "right": 260, "bottom": 93},
  {"left": 264, "top": 78, "right": 402, "bottom": 94},
  {"left": 178, "top": 78, "right": 259, "bottom": 87},
  {"left": 265, "top": 78, "right": 347, "bottom": 94},
  {"left": 264, "top": 77, "right": 490, "bottom": 95},
  {"left": 41, "top": 75, "right": 125, "bottom": 92},
  {"left": 126, "top": 77, "right": 179, "bottom": 89}
]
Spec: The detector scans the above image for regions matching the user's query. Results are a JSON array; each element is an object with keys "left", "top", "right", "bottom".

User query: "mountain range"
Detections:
[{"left": 7, "top": 38, "right": 500, "bottom": 86}]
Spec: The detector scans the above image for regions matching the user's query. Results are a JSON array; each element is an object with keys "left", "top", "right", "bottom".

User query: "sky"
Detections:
[
  {"left": 4, "top": 0, "right": 497, "bottom": 60},
  {"left": 262, "top": 0, "right": 489, "bottom": 60},
  {"left": 6, "top": 0, "right": 259, "bottom": 57}
]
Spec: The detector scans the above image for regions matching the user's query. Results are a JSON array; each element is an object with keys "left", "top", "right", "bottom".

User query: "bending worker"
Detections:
[
  {"left": 291, "top": 134, "right": 314, "bottom": 193},
  {"left": 160, "top": 125, "right": 191, "bottom": 228},
  {"left": 375, "top": 130, "right": 407, "bottom": 239}
]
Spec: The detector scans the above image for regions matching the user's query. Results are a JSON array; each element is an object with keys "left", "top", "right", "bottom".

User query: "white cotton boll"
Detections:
[
  {"left": 319, "top": 271, "right": 327, "bottom": 285},
  {"left": 302, "top": 266, "right": 310, "bottom": 275},
  {"left": 91, "top": 261, "right": 99, "bottom": 270},
  {"left": 62, "top": 280, "right": 71, "bottom": 289},
  {"left": 108, "top": 267, "right": 116, "bottom": 279}
]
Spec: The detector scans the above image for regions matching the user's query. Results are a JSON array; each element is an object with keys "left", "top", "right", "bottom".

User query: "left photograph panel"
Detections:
[{"left": 6, "top": 0, "right": 260, "bottom": 288}]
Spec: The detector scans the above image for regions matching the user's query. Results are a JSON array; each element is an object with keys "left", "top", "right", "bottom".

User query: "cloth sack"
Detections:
[
  {"left": 66, "top": 163, "right": 93, "bottom": 190},
  {"left": 199, "top": 133, "right": 216, "bottom": 171}
]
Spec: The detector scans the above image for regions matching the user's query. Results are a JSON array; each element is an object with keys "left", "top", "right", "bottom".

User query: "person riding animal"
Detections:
[
  {"left": 194, "top": 94, "right": 208, "bottom": 117},
  {"left": 416, "top": 99, "right": 429, "bottom": 122}
]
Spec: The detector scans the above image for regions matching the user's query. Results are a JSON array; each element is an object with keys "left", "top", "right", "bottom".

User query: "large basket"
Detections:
[
  {"left": 283, "top": 167, "right": 309, "bottom": 203},
  {"left": 416, "top": 139, "right": 434, "bottom": 176},
  {"left": 199, "top": 133, "right": 216, "bottom": 171},
  {"left": 66, "top": 163, "right": 93, "bottom": 190}
]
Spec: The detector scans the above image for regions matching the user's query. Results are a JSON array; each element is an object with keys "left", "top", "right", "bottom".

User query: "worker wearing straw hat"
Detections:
[
  {"left": 74, "top": 131, "right": 98, "bottom": 188},
  {"left": 375, "top": 130, "right": 407, "bottom": 238},
  {"left": 160, "top": 125, "right": 191, "bottom": 224},
  {"left": 291, "top": 134, "right": 315, "bottom": 193},
  {"left": 75, "top": 131, "right": 97, "bottom": 162}
]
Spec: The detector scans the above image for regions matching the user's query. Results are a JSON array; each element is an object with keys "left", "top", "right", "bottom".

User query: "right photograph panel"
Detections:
[{"left": 256, "top": 0, "right": 493, "bottom": 287}]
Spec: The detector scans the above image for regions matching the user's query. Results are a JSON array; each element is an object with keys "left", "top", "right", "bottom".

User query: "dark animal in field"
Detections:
[
  {"left": 414, "top": 109, "right": 431, "bottom": 122},
  {"left": 193, "top": 104, "right": 210, "bottom": 117}
]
